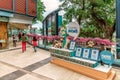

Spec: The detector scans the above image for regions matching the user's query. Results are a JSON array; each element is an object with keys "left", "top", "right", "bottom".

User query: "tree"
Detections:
[
  {"left": 32, "top": 0, "right": 45, "bottom": 23},
  {"left": 51, "top": 22, "right": 56, "bottom": 35},
  {"left": 89, "top": 0, "right": 115, "bottom": 39},
  {"left": 39, "top": 28, "right": 43, "bottom": 34},
  {"left": 37, "top": 0, "right": 45, "bottom": 21},
  {"left": 60, "top": 0, "right": 115, "bottom": 39}
]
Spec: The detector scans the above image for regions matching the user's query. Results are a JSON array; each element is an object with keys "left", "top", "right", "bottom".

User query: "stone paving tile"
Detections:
[
  {"left": 15, "top": 74, "right": 44, "bottom": 80},
  {"left": 0, "top": 46, "right": 51, "bottom": 68},
  {"left": 113, "top": 68, "right": 120, "bottom": 80},
  {"left": 0, "top": 70, "right": 26, "bottom": 80},
  {"left": 0, "top": 63, "right": 17, "bottom": 77},
  {"left": 0, "top": 45, "right": 119, "bottom": 80},
  {"left": 33, "top": 63, "right": 94, "bottom": 80},
  {"left": 23, "top": 57, "right": 53, "bottom": 71},
  {"left": 0, "top": 41, "right": 23, "bottom": 53},
  {"left": 0, "top": 57, "right": 53, "bottom": 80},
  {"left": 66, "top": 73, "right": 94, "bottom": 80}
]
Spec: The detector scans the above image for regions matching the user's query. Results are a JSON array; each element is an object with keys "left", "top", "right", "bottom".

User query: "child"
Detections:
[{"left": 32, "top": 36, "right": 37, "bottom": 52}]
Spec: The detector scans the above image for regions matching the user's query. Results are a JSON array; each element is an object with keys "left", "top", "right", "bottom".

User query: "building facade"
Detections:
[
  {"left": 0, "top": 0, "right": 37, "bottom": 49},
  {"left": 42, "top": 9, "right": 62, "bottom": 49}
]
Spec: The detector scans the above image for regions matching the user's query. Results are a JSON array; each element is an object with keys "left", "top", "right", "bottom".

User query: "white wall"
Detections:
[{"left": 9, "top": 14, "right": 33, "bottom": 24}]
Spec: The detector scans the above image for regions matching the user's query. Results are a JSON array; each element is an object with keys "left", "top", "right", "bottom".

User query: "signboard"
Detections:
[
  {"left": 58, "top": 16, "right": 62, "bottom": 28},
  {"left": 82, "top": 48, "right": 90, "bottom": 59},
  {"left": 0, "top": 16, "right": 9, "bottom": 22},
  {"left": 75, "top": 47, "right": 82, "bottom": 57},
  {"left": 0, "top": 39, "right": 6, "bottom": 43},
  {"left": 69, "top": 41, "right": 76, "bottom": 50},
  {"left": 100, "top": 50, "right": 114, "bottom": 66},
  {"left": 90, "top": 49, "right": 99, "bottom": 61},
  {"left": 67, "top": 22, "right": 80, "bottom": 40}
]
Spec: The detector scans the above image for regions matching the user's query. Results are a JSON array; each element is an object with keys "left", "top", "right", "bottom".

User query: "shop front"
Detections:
[
  {"left": 0, "top": 0, "right": 37, "bottom": 49},
  {"left": 0, "top": 15, "right": 12, "bottom": 49},
  {"left": 0, "top": 22, "right": 8, "bottom": 49},
  {"left": 41, "top": 9, "right": 62, "bottom": 49}
]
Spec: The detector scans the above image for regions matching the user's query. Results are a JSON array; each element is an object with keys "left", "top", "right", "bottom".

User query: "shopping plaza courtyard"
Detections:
[
  {"left": 0, "top": 0, "right": 120, "bottom": 80},
  {"left": 0, "top": 42, "right": 120, "bottom": 80}
]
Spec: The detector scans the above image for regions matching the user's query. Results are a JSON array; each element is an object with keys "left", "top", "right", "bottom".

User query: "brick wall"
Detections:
[
  {"left": 0, "top": 0, "right": 12, "bottom": 11},
  {"left": 0, "top": 0, "right": 37, "bottom": 17}
]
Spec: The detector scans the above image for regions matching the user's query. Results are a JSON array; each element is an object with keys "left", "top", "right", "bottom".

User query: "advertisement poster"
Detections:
[
  {"left": 90, "top": 49, "right": 99, "bottom": 61},
  {"left": 76, "top": 48, "right": 82, "bottom": 57},
  {"left": 82, "top": 49, "right": 90, "bottom": 59}
]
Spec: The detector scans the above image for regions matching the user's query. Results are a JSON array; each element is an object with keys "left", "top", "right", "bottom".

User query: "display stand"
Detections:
[
  {"left": 49, "top": 22, "right": 116, "bottom": 80},
  {"left": 51, "top": 57, "right": 116, "bottom": 80}
]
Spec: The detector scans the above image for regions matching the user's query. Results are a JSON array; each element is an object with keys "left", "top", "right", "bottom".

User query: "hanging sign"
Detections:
[{"left": 67, "top": 22, "right": 80, "bottom": 39}]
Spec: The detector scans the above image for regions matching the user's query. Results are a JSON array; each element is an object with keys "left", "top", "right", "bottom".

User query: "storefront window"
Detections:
[{"left": 51, "top": 15, "right": 56, "bottom": 35}]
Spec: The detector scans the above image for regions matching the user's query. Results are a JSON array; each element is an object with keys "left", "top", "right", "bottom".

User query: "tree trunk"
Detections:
[
  {"left": 104, "top": 21, "right": 115, "bottom": 39},
  {"left": 77, "top": 16, "right": 81, "bottom": 25}
]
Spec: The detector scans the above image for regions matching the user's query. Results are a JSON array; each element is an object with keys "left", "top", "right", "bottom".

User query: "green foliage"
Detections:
[
  {"left": 37, "top": 0, "right": 45, "bottom": 21},
  {"left": 60, "top": 0, "right": 115, "bottom": 39},
  {"left": 80, "top": 25, "right": 101, "bottom": 38},
  {"left": 51, "top": 22, "right": 56, "bottom": 35},
  {"left": 62, "top": 20, "right": 68, "bottom": 28},
  {"left": 39, "top": 28, "right": 43, "bottom": 34}
]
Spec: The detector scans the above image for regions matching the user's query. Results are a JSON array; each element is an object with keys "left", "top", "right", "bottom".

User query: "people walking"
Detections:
[
  {"left": 32, "top": 36, "right": 37, "bottom": 52},
  {"left": 21, "top": 33, "right": 27, "bottom": 53},
  {"left": 12, "top": 34, "right": 17, "bottom": 47},
  {"left": 18, "top": 32, "right": 21, "bottom": 41}
]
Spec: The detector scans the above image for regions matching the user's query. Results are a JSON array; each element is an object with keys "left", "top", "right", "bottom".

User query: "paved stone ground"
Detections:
[{"left": 0, "top": 43, "right": 120, "bottom": 80}]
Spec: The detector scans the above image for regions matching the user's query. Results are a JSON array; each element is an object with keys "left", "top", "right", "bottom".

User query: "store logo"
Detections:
[
  {"left": 67, "top": 22, "right": 80, "bottom": 39},
  {"left": 101, "top": 55, "right": 111, "bottom": 61},
  {"left": 68, "top": 29, "right": 78, "bottom": 33},
  {"left": 100, "top": 50, "right": 114, "bottom": 65}
]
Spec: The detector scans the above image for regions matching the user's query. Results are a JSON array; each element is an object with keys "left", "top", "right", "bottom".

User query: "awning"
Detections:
[
  {"left": 9, "top": 14, "right": 33, "bottom": 24},
  {"left": 0, "top": 11, "right": 14, "bottom": 17}
]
